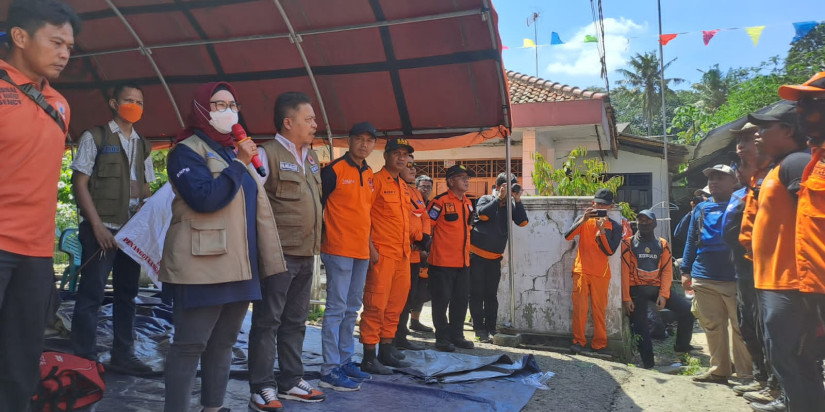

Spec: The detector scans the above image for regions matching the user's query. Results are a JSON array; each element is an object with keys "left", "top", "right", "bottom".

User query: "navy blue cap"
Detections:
[{"left": 349, "top": 121, "right": 377, "bottom": 139}]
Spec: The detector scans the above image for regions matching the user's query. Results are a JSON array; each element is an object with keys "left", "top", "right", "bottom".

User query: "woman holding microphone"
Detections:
[{"left": 160, "top": 82, "right": 286, "bottom": 412}]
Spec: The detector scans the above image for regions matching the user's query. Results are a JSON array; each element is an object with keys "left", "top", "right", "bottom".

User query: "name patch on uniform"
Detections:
[
  {"left": 280, "top": 162, "right": 299, "bottom": 172},
  {"left": 310, "top": 165, "right": 320, "bottom": 174},
  {"left": 429, "top": 204, "right": 442, "bottom": 220},
  {"left": 205, "top": 152, "right": 219, "bottom": 159},
  {"left": 101, "top": 145, "right": 121, "bottom": 154}
]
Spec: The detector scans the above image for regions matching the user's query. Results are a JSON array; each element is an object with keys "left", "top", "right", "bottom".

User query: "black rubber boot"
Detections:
[
  {"left": 395, "top": 337, "right": 426, "bottom": 351},
  {"left": 378, "top": 343, "right": 411, "bottom": 368},
  {"left": 360, "top": 346, "right": 392, "bottom": 375}
]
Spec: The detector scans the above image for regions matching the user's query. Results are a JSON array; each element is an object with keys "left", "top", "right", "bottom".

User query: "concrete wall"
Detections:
[{"left": 498, "top": 196, "right": 624, "bottom": 349}]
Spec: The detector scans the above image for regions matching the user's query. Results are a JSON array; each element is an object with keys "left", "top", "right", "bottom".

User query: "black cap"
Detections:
[
  {"left": 593, "top": 188, "right": 614, "bottom": 205},
  {"left": 349, "top": 121, "right": 377, "bottom": 139},
  {"left": 384, "top": 137, "right": 414, "bottom": 154},
  {"left": 747, "top": 102, "right": 798, "bottom": 126},
  {"left": 445, "top": 164, "right": 476, "bottom": 179},
  {"left": 638, "top": 209, "right": 657, "bottom": 221}
]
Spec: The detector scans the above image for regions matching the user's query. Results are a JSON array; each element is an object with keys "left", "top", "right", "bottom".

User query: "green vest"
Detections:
[
  {"left": 261, "top": 139, "right": 323, "bottom": 256},
  {"left": 86, "top": 125, "right": 152, "bottom": 226}
]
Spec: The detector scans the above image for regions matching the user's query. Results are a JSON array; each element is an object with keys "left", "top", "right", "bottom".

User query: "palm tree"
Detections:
[
  {"left": 616, "top": 51, "right": 684, "bottom": 136},
  {"left": 692, "top": 64, "right": 736, "bottom": 111}
]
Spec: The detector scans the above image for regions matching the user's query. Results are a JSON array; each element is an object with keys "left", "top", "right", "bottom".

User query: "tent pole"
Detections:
[
  {"left": 104, "top": 0, "right": 184, "bottom": 128},
  {"left": 272, "top": 0, "right": 334, "bottom": 151},
  {"left": 481, "top": 0, "right": 515, "bottom": 328}
]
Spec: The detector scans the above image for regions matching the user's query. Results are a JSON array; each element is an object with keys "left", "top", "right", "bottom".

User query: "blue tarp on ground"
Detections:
[{"left": 47, "top": 297, "right": 539, "bottom": 411}]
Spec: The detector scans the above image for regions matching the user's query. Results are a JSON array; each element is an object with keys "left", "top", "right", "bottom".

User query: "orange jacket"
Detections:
[
  {"left": 370, "top": 167, "right": 411, "bottom": 261},
  {"left": 752, "top": 154, "right": 809, "bottom": 290},
  {"left": 565, "top": 216, "right": 622, "bottom": 278},
  {"left": 620, "top": 236, "right": 673, "bottom": 301},
  {"left": 738, "top": 169, "right": 768, "bottom": 259},
  {"left": 797, "top": 144, "right": 825, "bottom": 294},
  {"left": 427, "top": 190, "right": 473, "bottom": 268},
  {"left": 407, "top": 185, "right": 431, "bottom": 264},
  {"left": 320, "top": 153, "right": 374, "bottom": 259},
  {"left": 0, "top": 59, "right": 71, "bottom": 257}
]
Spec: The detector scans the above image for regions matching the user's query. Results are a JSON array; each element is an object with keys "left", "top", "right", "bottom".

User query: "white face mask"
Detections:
[{"left": 209, "top": 110, "right": 238, "bottom": 134}]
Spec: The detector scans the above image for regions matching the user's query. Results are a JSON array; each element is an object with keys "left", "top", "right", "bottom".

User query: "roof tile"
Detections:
[{"left": 507, "top": 70, "right": 605, "bottom": 104}]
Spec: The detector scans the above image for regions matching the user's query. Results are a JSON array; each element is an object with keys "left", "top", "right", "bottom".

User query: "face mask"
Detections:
[
  {"left": 209, "top": 110, "right": 238, "bottom": 134},
  {"left": 117, "top": 103, "right": 143, "bottom": 123}
]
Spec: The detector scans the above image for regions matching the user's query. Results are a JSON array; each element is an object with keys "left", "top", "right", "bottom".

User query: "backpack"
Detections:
[
  {"left": 695, "top": 201, "right": 728, "bottom": 254},
  {"left": 31, "top": 352, "right": 106, "bottom": 412}
]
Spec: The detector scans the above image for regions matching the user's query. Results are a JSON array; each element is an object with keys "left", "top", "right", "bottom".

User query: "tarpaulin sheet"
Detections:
[{"left": 46, "top": 297, "right": 539, "bottom": 411}]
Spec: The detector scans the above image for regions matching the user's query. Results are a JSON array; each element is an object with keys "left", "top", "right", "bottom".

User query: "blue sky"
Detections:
[{"left": 495, "top": 0, "right": 822, "bottom": 90}]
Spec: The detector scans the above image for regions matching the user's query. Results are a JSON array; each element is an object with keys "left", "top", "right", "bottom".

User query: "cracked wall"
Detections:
[{"left": 498, "top": 196, "right": 624, "bottom": 341}]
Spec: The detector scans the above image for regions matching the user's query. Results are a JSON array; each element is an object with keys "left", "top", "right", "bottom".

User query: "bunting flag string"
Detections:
[
  {"left": 745, "top": 26, "right": 765, "bottom": 46},
  {"left": 659, "top": 33, "right": 678, "bottom": 45},
  {"left": 504, "top": 20, "right": 822, "bottom": 50},
  {"left": 702, "top": 29, "right": 720, "bottom": 46}
]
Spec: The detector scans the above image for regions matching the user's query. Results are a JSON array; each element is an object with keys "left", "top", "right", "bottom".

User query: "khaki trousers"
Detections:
[{"left": 691, "top": 278, "right": 753, "bottom": 378}]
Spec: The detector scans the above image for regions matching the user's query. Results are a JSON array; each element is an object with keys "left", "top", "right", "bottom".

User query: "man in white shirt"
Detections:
[{"left": 70, "top": 83, "right": 154, "bottom": 374}]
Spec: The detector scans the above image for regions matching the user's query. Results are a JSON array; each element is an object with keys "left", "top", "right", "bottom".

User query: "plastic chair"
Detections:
[{"left": 58, "top": 228, "right": 82, "bottom": 292}]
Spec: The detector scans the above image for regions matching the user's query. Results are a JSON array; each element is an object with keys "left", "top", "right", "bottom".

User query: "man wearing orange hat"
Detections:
[
  {"left": 359, "top": 138, "right": 414, "bottom": 374},
  {"left": 774, "top": 73, "right": 825, "bottom": 411}
]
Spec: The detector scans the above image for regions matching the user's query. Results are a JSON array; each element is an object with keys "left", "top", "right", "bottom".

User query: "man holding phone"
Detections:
[
  {"left": 468, "top": 173, "right": 528, "bottom": 342},
  {"left": 564, "top": 189, "right": 622, "bottom": 354}
]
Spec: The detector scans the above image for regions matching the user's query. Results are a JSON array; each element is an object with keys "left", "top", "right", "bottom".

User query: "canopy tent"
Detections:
[{"left": 1, "top": 0, "right": 511, "bottom": 148}]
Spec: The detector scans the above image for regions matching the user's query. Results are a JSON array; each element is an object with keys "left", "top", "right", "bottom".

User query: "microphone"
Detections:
[{"left": 231, "top": 123, "right": 266, "bottom": 177}]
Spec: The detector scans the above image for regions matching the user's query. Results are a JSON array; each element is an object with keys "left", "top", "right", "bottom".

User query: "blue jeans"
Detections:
[{"left": 321, "top": 253, "right": 368, "bottom": 374}]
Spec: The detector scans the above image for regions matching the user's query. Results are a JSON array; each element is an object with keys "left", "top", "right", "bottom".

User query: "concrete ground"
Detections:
[{"left": 394, "top": 303, "right": 752, "bottom": 412}]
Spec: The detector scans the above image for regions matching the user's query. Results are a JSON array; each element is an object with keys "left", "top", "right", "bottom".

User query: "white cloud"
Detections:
[{"left": 545, "top": 17, "right": 646, "bottom": 78}]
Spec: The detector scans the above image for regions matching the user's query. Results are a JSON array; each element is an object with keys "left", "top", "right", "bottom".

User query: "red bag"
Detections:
[{"left": 31, "top": 352, "right": 106, "bottom": 412}]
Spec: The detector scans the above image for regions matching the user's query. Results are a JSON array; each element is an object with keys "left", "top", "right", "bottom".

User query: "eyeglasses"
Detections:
[
  {"left": 406, "top": 162, "right": 416, "bottom": 168},
  {"left": 210, "top": 100, "right": 241, "bottom": 113}
]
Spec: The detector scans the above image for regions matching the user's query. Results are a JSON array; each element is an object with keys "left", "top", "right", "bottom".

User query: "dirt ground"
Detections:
[{"left": 400, "top": 304, "right": 752, "bottom": 412}]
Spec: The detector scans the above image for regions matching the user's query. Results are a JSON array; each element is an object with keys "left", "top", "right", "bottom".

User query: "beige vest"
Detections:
[
  {"left": 261, "top": 139, "right": 323, "bottom": 256},
  {"left": 158, "top": 135, "right": 287, "bottom": 284}
]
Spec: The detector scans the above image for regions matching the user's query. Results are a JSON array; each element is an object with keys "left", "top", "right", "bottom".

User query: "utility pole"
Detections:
[
  {"left": 528, "top": 12, "right": 540, "bottom": 77},
  {"left": 656, "top": 0, "right": 672, "bottom": 243}
]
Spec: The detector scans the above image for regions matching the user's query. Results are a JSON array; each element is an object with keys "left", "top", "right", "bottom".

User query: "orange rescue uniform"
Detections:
[
  {"left": 407, "top": 185, "right": 431, "bottom": 264},
  {"left": 0, "top": 59, "right": 71, "bottom": 257},
  {"left": 320, "top": 153, "right": 374, "bottom": 259},
  {"left": 620, "top": 237, "right": 673, "bottom": 302},
  {"left": 797, "top": 143, "right": 825, "bottom": 294},
  {"left": 565, "top": 216, "right": 622, "bottom": 350},
  {"left": 360, "top": 168, "right": 412, "bottom": 344},
  {"left": 427, "top": 191, "right": 473, "bottom": 268},
  {"left": 738, "top": 169, "right": 769, "bottom": 260},
  {"left": 752, "top": 157, "right": 808, "bottom": 290}
]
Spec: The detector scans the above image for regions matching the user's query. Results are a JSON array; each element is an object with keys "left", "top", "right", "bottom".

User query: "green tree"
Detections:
[
  {"left": 691, "top": 64, "right": 746, "bottom": 111},
  {"left": 616, "top": 51, "right": 684, "bottom": 136},
  {"left": 531, "top": 147, "right": 635, "bottom": 219},
  {"left": 786, "top": 23, "right": 825, "bottom": 78}
]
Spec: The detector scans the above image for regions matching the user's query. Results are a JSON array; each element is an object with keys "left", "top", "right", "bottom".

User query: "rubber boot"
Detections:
[
  {"left": 360, "top": 346, "right": 392, "bottom": 375},
  {"left": 378, "top": 343, "right": 411, "bottom": 368}
]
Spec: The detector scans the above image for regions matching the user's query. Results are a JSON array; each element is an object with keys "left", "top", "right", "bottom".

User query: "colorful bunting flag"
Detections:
[
  {"left": 584, "top": 34, "right": 598, "bottom": 43},
  {"left": 502, "top": 45, "right": 510, "bottom": 50},
  {"left": 522, "top": 38, "right": 536, "bottom": 48},
  {"left": 550, "top": 32, "right": 564, "bottom": 45},
  {"left": 745, "top": 26, "right": 765, "bottom": 46},
  {"left": 792, "top": 21, "right": 820, "bottom": 43},
  {"left": 702, "top": 29, "right": 719, "bottom": 46},
  {"left": 659, "top": 33, "right": 678, "bottom": 45}
]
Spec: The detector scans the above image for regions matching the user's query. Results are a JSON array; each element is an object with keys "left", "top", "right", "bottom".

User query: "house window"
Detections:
[{"left": 603, "top": 172, "right": 653, "bottom": 212}]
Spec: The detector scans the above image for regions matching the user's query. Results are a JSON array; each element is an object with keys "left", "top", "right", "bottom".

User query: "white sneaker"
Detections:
[{"left": 277, "top": 379, "right": 326, "bottom": 403}]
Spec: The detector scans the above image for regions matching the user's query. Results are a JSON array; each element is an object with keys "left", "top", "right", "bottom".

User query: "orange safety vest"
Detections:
[
  {"left": 797, "top": 144, "right": 825, "bottom": 294},
  {"left": 427, "top": 190, "right": 473, "bottom": 268}
]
